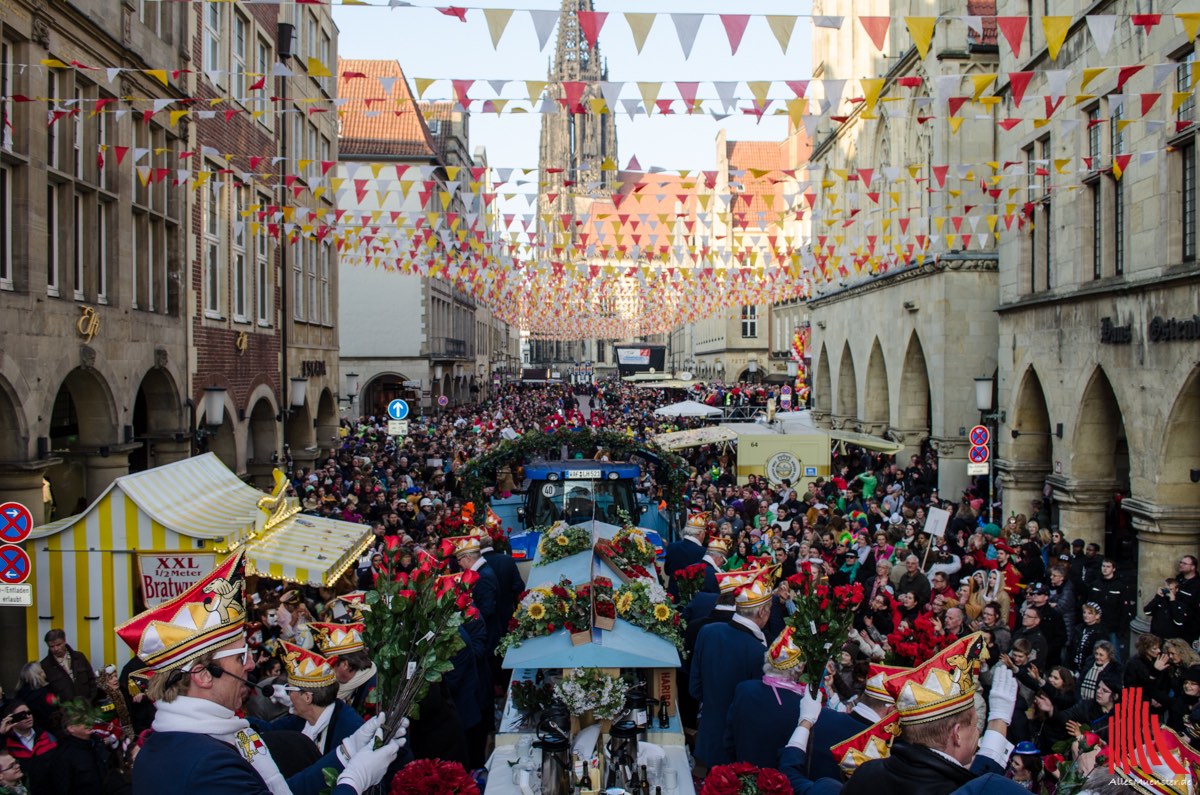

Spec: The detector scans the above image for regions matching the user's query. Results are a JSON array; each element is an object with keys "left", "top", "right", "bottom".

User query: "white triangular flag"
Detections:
[
  {"left": 671, "top": 13, "right": 704, "bottom": 59},
  {"left": 1085, "top": 15, "right": 1116, "bottom": 56},
  {"left": 529, "top": 10, "right": 558, "bottom": 51},
  {"left": 713, "top": 81, "right": 738, "bottom": 112}
]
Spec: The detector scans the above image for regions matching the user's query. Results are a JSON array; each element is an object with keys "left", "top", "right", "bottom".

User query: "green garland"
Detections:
[{"left": 461, "top": 427, "right": 691, "bottom": 510}]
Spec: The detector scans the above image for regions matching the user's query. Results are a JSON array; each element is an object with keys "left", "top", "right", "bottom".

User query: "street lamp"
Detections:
[
  {"left": 749, "top": 359, "right": 759, "bottom": 384},
  {"left": 974, "top": 377, "right": 994, "bottom": 413},
  {"left": 203, "top": 386, "right": 227, "bottom": 428},
  {"left": 787, "top": 360, "right": 798, "bottom": 378},
  {"left": 289, "top": 376, "right": 308, "bottom": 410}
]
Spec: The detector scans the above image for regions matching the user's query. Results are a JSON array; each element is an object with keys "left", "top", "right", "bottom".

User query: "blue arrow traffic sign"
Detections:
[{"left": 387, "top": 399, "right": 410, "bottom": 421}]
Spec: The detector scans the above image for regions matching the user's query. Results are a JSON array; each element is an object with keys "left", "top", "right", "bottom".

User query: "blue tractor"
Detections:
[{"left": 491, "top": 460, "right": 671, "bottom": 563}]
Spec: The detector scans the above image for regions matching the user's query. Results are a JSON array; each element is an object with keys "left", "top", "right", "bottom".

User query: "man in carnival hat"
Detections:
[
  {"left": 841, "top": 633, "right": 1020, "bottom": 795},
  {"left": 690, "top": 572, "right": 773, "bottom": 769},
  {"left": 805, "top": 663, "right": 907, "bottom": 780},
  {"left": 724, "top": 626, "right": 807, "bottom": 768},
  {"left": 446, "top": 532, "right": 498, "bottom": 769},
  {"left": 665, "top": 511, "right": 709, "bottom": 598},
  {"left": 448, "top": 531, "right": 501, "bottom": 651},
  {"left": 247, "top": 641, "right": 364, "bottom": 757},
  {"left": 311, "top": 622, "right": 378, "bottom": 718},
  {"left": 699, "top": 535, "right": 732, "bottom": 596},
  {"left": 118, "top": 552, "right": 404, "bottom": 795},
  {"left": 679, "top": 568, "right": 758, "bottom": 731}
]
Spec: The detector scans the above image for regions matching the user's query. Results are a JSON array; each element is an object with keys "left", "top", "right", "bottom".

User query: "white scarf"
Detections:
[
  {"left": 302, "top": 703, "right": 335, "bottom": 752},
  {"left": 152, "top": 696, "right": 292, "bottom": 795},
  {"left": 337, "top": 663, "right": 377, "bottom": 703}
]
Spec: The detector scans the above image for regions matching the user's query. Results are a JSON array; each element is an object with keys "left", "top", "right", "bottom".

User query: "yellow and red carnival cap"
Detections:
[
  {"left": 734, "top": 571, "right": 773, "bottom": 609},
  {"left": 115, "top": 551, "right": 248, "bottom": 672},
  {"left": 715, "top": 568, "right": 758, "bottom": 595},
  {"left": 864, "top": 663, "right": 911, "bottom": 704},
  {"left": 884, "top": 632, "right": 989, "bottom": 725},
  {"left": 280, "top": 640, "right": 336, "bottom": 688},
  {"left": 767, "top": 626, "right": 804, "bottom": 670},
  {"left": 832, "top": 713, "right": 901, "bottom": 777},
  {"left": 310, "top": 622, "right": 365, "bottom": 657}
]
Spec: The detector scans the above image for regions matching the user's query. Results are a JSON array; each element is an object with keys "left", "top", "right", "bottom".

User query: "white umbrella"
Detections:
[{"left": 653, "top": 400, "right": 723, "bottom": 418}]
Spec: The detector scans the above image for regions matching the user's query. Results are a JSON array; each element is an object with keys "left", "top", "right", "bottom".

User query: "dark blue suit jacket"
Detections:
[
  {"left": 701, "top": 561, "right": 720, "bottom": 595},
  {"left": 780, "top": 745, "right": 845, "bottom": 795},
  {"left": 682, "top": 591, "right": 717, "bottom": 625},
  {"left": 689, "top": 619, "right": 767, "bottom": 767},
  {"left": 483, "top": 549, "right": 525, "bottom": 628},
  {"left": 249, "top": 699, "right": 363, "bottom": 756},
  {"left": 724, "top": 679, "right": 802, "bottom": 768},
  {"left": 133, "top": 730, "right": 355, "bottom": 795},
  {"left": 470, "top": 561, "right": 502, "bottom": 651},
  {"left": 447, "top": 622, "right": 485, "bottom": 730},
  {"left": 806, "top": 707, "right": 875, "bottom": 780},
  {"left": 665, "top": 538, "right": 705, "bottom": 598}
]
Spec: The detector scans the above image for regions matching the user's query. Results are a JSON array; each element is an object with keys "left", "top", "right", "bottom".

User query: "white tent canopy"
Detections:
[{"left": 653, "top": 400, "right": 723, "bottom": 418}]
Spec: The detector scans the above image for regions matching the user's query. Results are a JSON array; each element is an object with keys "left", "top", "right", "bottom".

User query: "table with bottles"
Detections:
[{"left": 484, "top": 738, "right": 694, "bottom": 795}]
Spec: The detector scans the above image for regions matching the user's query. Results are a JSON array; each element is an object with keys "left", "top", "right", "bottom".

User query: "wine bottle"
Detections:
[
  {"left": 657, "top": 698, "right": 669, "bottom": 728},
  {"left": 640, "top": 764, "right": 650, "bottom": 794}
]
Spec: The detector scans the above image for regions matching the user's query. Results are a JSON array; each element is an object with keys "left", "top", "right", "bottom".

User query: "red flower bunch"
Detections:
[
  {"left": 700, "top": 762, "right": 791, "bottom": 795},
  {"left": 887, "top": 611, "right": 951, "bottom": 665},
  {"left": 784, "top": 565, "right": 865, "bottom": 687},
  {"left": 675, "top": 562, "right": 708, "bottom": 606},
  {"left": 388, "top": 758, "right": 479, "bottom": 795}
]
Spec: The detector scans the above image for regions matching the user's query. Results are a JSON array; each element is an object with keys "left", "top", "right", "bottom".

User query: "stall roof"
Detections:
[
  {"left": 245, "top": 513, "right": 372, "bottom": 588},
  {"left": 652, "top": 426, "right": 738, "bottom": 451},
  {"left": 634, "top": 379, "right": 698, "bottom": 390},
  {"left": 653, "top": 400, "right": 722, "bottom": 418},
  {"left": 31, "top": 453, "right": 264, "bottom": 544}
]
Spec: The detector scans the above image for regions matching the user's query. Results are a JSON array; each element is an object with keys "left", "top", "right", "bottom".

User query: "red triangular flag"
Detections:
[
  {"left": 932, "top": 165, "right": 949, "bottom": 188},
  {"left": 997, "top": 17, "right": 1027, "bottom": 58},
  {"left": 785, "top": 80, "right": 809, "bottom": 98},
  {"left": 858, "top": 16, "right": 891, "bottom": 51},
  {"left": 719, "top": 14, "right": 751, "bottom": 55},
  {"left": 1140, "top": 93, "right": 1160, "bottom": 116},
  {"left": 437, "top": 7, "right": 468, "bottom": 22},
  {"left": 1009, "top": 71, "right": 1034, "bottom": 108},
  {"left": 451, "top": 79, "right": 473, "bottom": 107},
  {"left": 1130, "top": 14, "right": 1162, "bottom": 34},
  {"left": 1115, "top": 65, "right": 1144, "bottom": 92},
  {"left": 576, "top": 11, "right": 608, "bottom": 49},
  {"left": 561, "top": 81, "right": 586, "bottom": 113},
  {"left": 999, "top": 118, "right": 1022, "bottom": 131},
  {"left": 948, "top": 96, "right": 969, "bottom": 116}
]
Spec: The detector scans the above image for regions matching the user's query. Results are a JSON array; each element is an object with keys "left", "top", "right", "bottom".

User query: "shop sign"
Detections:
[
  {"left": 1148, "top": 315, "right": 1200, "bottom": 343},
  {"left": 0, "top": 583, "right": 32, "bottom": 607},
  {"left": 139, "top": 553, "right": 217, "bottom": 606},
  {"left": 1099, "top": 317, "right": 1132, "bottom": 345},
  {"left": 301, "top": 360, "right": 328, "bottom": 377}
]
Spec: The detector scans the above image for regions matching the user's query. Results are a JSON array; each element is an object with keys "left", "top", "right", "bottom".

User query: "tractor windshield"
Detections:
[{"left": 526, "top": 477, "right": 640, "bottom": 527}]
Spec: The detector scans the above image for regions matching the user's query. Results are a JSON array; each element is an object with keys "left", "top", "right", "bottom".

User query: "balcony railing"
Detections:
[{"left": 430, "top": 338, "right": 470, "bottom": 359}]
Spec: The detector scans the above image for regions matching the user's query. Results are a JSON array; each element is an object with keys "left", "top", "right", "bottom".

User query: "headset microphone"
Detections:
[{"left": 205, "top": 664, "right": 274, "bottom": 699}]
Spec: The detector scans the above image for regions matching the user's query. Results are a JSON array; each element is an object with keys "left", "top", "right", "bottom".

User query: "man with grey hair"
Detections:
[
  {"left": 665, "top": 512, "right": 708, "bottom": 598},
  {"left": 944, "top": 606, "right": 967, "bottom": 639},
  {"left": 898, "top": 554, "right": 932, "bottom": 605}
]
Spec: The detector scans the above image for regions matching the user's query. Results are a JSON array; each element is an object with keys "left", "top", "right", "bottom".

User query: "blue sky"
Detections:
[{"left": 331, "top": 0, "right": 813, "bottom": 174}]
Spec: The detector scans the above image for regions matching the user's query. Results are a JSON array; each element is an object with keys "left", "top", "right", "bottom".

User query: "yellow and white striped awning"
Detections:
[{"left": 245, "top": 513, "right": 372, "bottom": 588}]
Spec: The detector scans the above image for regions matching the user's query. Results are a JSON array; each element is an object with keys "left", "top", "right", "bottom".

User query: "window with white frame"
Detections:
[
  {"left": 204, "top": 4, "right": 224, "bottom": 81},
  {"left": 203, "top": 174, "right": 221, "bottom": 315},
  {"left": 256, "top": 195, "right": 271, "bottom": 324},
  {"left": 97, "top": 199, "right": 109, "bottom": 302},
  {"left": 293, "top": 236, "right": 304, "bottom": 320},
  {"left": 1, "top": 40, "right": 13, "bottom": 151},
  {"left": 233, "top": 13, "right": 248, "bottom": 101},
  {"left": 1111, "top": 104, "right": 1126, "bottom": 277},
  {"left": 306, "top": 13, "right": 318, "bottom": 62},
  {"left": 741, "top": 305, "right": 757, "bottom": 338},
  {"left": 233, "top": 185, "right": 248, "bottom": 320},
  {"left": 1184, "top": 142, "right": 1197, "bottom": 263},
  {"left": 0, "top": 164, "right": 10, "bottom": 290},
  {"left": 319, "top": 31, "right": 332, "bottom": 94},
  {"left": 130, "top": 207, "right": 138, "bottom": 309},
  {"left": 257, "top": 38, "right": 273, "bottom": 129},
  {"left": 73, "top": 85, "right": 84, "bottom": 179},
  {"left": 319, "top": 242, "right": 330, "bottom": 324},
  {"left": 1178, "top": 51, "right": 1196, "bottom": 125},
  {"left": 73, "top": 193, "right": 84, "bottom": 300},
  {"left": 47, "top": 71, "right": 59, "bottom": 170},
  {"left": 306, "top": 239, "right": 317, "bottom": 324},
  {"left": 46, "top": 185, "right": 60, "bottom": 296}
]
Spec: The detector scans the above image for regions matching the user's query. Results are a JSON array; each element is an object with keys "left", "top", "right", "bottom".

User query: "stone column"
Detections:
[
  {"left": 1122, "top": 498, "right": 1200, "bottom": 626},
  {"left": 83, "top": 445, "right": 138, "bottom": 501},
  {"left": 890, "top": 427, "right": 930, "bottom": 466},
  {"left": 1047, "top": 476, "right": 1113, "bottom": 547},
  {"left": 830, "top": 414, "right": 856, "bottom": 431},
  {"left": 930, "top": 437, "right": 971, "bottom": 506},
  {"left": 996, "top": 459, "right": 1051, "bottom": 524},
  {"left": 811, "top": 409, "right": 832, "bottom": 429},
  {"left": 0, "top": 464, "right": 58, "bottom": 526},
  {"left": 151, "top": 438, "right": 191, "bottom": 467}
]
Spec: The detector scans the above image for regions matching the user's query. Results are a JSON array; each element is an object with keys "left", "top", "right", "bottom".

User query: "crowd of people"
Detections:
[{"left": 1, "top": 377, "right": 1198, "bottom": 795}]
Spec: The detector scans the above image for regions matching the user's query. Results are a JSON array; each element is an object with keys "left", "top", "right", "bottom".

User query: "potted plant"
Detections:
[
  {"left": 614, "top": 577, "right": 685, "bottom": 652},
  {"left": 591, "top": 576, "right": 616, "bottom": 631},
  {"left": 553, "top": 667, "right": 629, "bottom": 735},
  {"left": 565, "top": 581, "right": 592, "bottom": 646}
]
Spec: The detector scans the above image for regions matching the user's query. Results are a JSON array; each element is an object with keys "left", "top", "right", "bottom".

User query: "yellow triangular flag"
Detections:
[
  {"left": 169, "top": 109, "right": 189, "bottom": 127},
  {"left": 625, "top": 13, "right": 656, "bottom": 54},
  {"left": 40, "top": 59, "right": 70, "bottom": 69},
  {"left": 1043, "top": 17, "right": 1071, "bottom": 61},
  {"left": 525, "top": 80, "right": 547, "bottom": 105},
  {"left": 905, "top": 17, "right": 936, "bottom": 59},
  {"left": 1179, "top": 13, "right": 1200, "bottom": 43},
  {"left": 970, "top": 73, "right": 996, "bottom": 100},
  {"left": 483, "top": 8, "right": 513, "bottom": 49},
  {"left": 766, "top": 15, "right": 798, "bottom": 53},
  {"left": 1081, "top": 67, "right": 1106, "bottom": 93},
  {"left": 147, "top": 69, "right": 169, "bottom": 87},
  {"left": 861, "top": 78, "right": 885, "bottom": 111},
  {"left": 306, "top": 58, "right": 331, "bottom": 78},
  {"left": 414, "top": 78, "right": 435, "bottom": 99},
  {"left": 1173, "top": 91, "right": 1193, "bottom": 113},
  {"left": 637, "top": 81, "right": 662, "bottom": 114},
  {"left": 948, "top": 117, "right": 965, "bottom": 134},
  {"left": 588, "top": 97, "right": 607, "bottom": 115},
  {"left": 747, "top": 80, "right": 771, "bottom": 108}
]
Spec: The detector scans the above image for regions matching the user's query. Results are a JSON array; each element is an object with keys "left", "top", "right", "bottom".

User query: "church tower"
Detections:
[{"left": 537, "top": 0, "right": 618, "bottom": 253}]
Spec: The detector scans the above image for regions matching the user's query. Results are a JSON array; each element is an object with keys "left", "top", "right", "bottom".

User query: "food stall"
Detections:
[
  {"left": 26, "top": 454, "right": 371, "bottom": 670},
  {"left": 487, "top": 519, "right": 694, "bottom": 795}
]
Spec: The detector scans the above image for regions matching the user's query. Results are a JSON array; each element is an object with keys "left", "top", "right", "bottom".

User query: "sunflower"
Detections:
[
  {"left": 528, "top": 603, "right": 547, "bottom": 621},
  {"left": 616, "top": 593, "right": 634, "bottom": 614},
  {"left": 556, "top": 535, "right": 570, "bottom": 546},
  {"left": 653, "top": 603, "right": 671, "bottom": 622}
]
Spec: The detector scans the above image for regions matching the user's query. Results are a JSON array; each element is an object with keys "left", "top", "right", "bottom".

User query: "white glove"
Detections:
[
  {"left": 336, "top": 714, "right": 397, "bottom": 765},
  {"left": 335, "top": 737, "right": 404, "bottom": 793},
  {"left": 788, "top": 685, "right": 823, "bottom": 750},
  {"left": 270, "top": 685, "right": 292, "bottom": 708},
  {"left": 988, "top": 665, "right": 1018, "bottom": 725}
]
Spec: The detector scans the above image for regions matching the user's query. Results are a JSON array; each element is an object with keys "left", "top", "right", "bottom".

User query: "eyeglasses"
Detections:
[
  {"left": 0, "top": 762, "right": 21, "bottom": 773},
  {"left": 212, "top": 645, "right": 252, "bottom": 665}
]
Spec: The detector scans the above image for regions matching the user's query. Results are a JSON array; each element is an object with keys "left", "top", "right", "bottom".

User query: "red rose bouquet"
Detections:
[
  {"left": 886, "top": 610, "right": 951, "bottom": 666},
  {"left": 388, "top": 758, "right": 479, "bottom": 795},
  {"left": 592, "top": 576, "right": 616, "bottom": 630},
  {"left": 700, "top": 762, "right": 791, "bottom": 795},
  {"left": 675, "top": 562, "right": 707, "bottom": 606},
  {"left": 361, "top": 548, "right": 476, "bottom": 744},
  {"left": 785, "top": 563, "right": 865, "bottom": 688}
]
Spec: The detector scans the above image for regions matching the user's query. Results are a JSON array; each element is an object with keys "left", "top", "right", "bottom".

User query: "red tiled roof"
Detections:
[
  {"left": 338, "top": 58, "right": 440, "bottom": 161},
  {"left": 967, "top": 1, "right": 998, "bottom": 47},
  {"left": 727, "top": 140, "right": 784, "bottom": 230}
]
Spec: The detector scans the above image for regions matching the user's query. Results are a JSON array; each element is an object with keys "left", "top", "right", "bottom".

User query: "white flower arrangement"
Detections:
[
  {"left": 552, "top": 668, "right": 629, "bottom": 721},
  {"left": 636, "top": 576, "right": 668, "bottom": 605}
]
